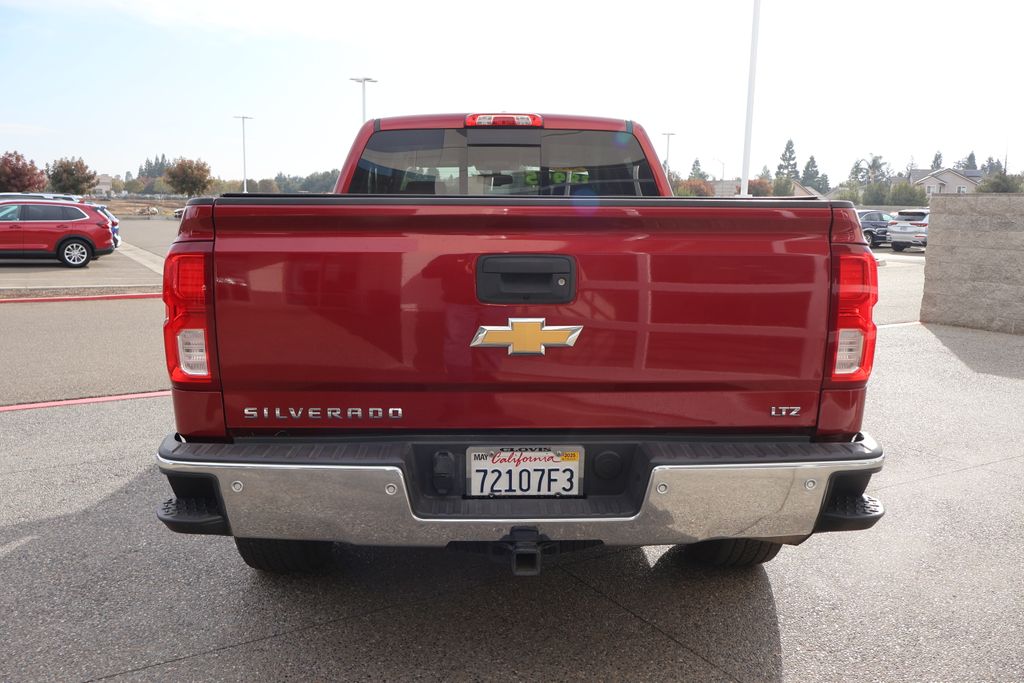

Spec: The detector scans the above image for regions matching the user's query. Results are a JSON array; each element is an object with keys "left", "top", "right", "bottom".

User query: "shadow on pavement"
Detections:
[
  {"left": 0, "top": 468, "right": 781, "bottom": 681},
  {"left": 0, "top": 261, "right": 71, "bottom": 268},
  {"left": 926, "top": 322, "right": 1024, "bottom": 380}
]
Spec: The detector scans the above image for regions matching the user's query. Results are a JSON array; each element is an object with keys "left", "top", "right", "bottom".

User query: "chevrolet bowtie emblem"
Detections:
[{"left": 471, "top": 318, "right": 583, "bottom": 355}]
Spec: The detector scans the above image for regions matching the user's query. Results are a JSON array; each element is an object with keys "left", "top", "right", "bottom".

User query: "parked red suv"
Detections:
[{"left": 0, "top": 199, "right": 115, "bottom": 267}]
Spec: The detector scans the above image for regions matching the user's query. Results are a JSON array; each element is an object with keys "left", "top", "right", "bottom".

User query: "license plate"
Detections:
[{"left": 466, "top": 445, "right": 583, "bottom": 497}]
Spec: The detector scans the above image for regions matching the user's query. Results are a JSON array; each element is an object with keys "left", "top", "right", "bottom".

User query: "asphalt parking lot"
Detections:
[
  {"left": 0, "top": 218, "right": 175, "bottom": 298},
  {"left": 2, "top": 243, "right": 1022, "bottom": 681}
]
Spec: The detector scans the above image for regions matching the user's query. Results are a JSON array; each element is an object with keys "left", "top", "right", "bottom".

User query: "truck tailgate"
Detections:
[{"left": 211, "top": 199, "right": 832, "bottom": 432}]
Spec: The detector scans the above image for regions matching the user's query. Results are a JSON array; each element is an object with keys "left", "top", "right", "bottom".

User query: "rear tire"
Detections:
[
  {"left": 892, "top": 243, "right": 908, "bottom": 252},
  {"left": 234, "top": 537, "right": 334, "bottom": 573},
  {"left": 58, "top": 239, "right": 92, "bottom": 267},
  {"left": 682, "top": 539, "right": 782, "bottom": 567}
]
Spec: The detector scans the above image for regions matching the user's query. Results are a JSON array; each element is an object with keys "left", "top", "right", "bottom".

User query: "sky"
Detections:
[{"left": 1, "top": 0, "right": 1020, "bottom": 184}]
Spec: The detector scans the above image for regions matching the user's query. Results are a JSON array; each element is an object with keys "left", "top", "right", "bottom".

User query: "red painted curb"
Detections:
[
  {"left": 0, "top": 390, "right": 171, "bottom": 413},
  {"left": 0, "top": 292, "right": 161, "bottom": 304}
]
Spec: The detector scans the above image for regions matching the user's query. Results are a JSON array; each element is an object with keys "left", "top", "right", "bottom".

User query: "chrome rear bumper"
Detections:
[{"left": 157, "top": 434, "right": 884, "bottom": 547}]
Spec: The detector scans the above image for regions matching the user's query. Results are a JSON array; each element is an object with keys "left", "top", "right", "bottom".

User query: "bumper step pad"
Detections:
[
  {"left": 816, "top": 494, "right": 884, "bottom": 532},
  {"left": 158, "top": 497, "right": 230, "bottom": 535}
]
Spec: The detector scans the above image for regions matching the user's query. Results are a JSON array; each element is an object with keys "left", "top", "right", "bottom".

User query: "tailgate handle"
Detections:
[{"left": 477, "top": 255, "right": 576, "bottom": 304}]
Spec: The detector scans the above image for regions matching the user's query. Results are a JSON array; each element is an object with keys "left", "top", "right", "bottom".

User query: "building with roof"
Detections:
[{"left": 911, "top": 168, "right": 981, "bottom": 196}]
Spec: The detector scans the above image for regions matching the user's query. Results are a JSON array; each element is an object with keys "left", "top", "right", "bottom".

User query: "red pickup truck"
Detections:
[{"left": 157, "top": 113, "right": 883, "bottom": 576}]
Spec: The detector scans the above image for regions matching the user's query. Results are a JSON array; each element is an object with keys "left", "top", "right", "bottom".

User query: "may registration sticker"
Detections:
[{"left": 466, "top": 446, "right": 583, "bottom": 497}]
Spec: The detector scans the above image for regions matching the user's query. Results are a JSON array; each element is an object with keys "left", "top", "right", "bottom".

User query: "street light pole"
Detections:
[
  {"left": 233, "top": 115, "right": 253, "bottom": 193},
  {"left": 662, "top": 132, "right": 676, "bottom": 175},
  {"left": 739, "top": 0, "right": 761, "bottom": 197},
  {"left": 349, "top": 77, "right": 378, "bottom": 122},
  {"left": 713, "top": 158, "right": 726, "bottom": 181}
]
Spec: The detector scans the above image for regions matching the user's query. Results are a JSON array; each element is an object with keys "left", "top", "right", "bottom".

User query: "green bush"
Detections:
[{"left": 887, "top": 182, "right": 927, "bottom": 205}]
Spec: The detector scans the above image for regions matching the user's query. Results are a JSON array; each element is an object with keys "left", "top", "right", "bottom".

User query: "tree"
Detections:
[
  {"left": 257, "top": 178, "right": 279, "bottom": 193},
  {"left": 275, "top": 172, "right": 303, "bottom": 193},
  {"left": 124, "top": 178, "right": 144, "bottom": 194},
  {"left": 665, "top": 169, "right": 683, "bottom": 193},
  {"left": 0, "top": 151, "right": 48, "bottom": 191},
  {"left": 801, "top": 156, "right": 820, "bottom": 187},
  {"left": 300, "top": 170, "right": 340, "bottom": 193},
  {"left": 675, "top": 178, "right": 714, "bottom": 196},
  {"left": 110, "top": 176, "right": 125, "bottom": 194},
  {"left": 46, "top": 157, "right": 97, "bottom": 194},
  {"left": 688, "top": 158, "right": 709, "bottom": 181},
  {"left": 980, "top": 156, "right": 1004, "bottom": 176},
  {"left": 772, "top": 176, "right": 794, "bottom": 196},
  {"left": 800, "top": 155, "right": 830, "bottom": 193},
  {"left": 776, "top": 139, "right": 798, "bottom": 180},
  {"left": 930, "top": 152, "right": 943, "bottom": 170},
  {"left": 758, "top": 165, "right": 772, "bottom": 180},
  {"left": 887, "top": 182, "right": 927, "bottom": 206},
  {"left": 849, "top": 155, "right": 890, "bottom": 185},
  {"left": 954, "top": 151, "right": 977, "bottom": 171},
  {"left": 152, "top": 177, "right": 173, "bottom": 195},
  {"left": 833, "top": 182, "right": 861, "bottom": 204},
  {"left": 976, "top": 171, "right": 1023, "bottom": 193},
  {"left": 164, "top": 158, "right": 212, "bottom": 197},
  {"left": 861, "top": 183, "right": 888, "bottom": 205},
  {"left": 745, "top": 178, "right": 772, "bottom": 196}
]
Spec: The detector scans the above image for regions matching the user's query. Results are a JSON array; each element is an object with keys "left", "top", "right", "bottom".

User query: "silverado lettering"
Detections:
[
  {"left": 156, "top": 112, "right": 885, "bottom": 577},
  {"left": 242, "top": 407, "right": 403, "bottom": 420}
]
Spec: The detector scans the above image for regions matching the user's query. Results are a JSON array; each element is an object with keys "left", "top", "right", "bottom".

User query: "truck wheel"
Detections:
[
  {"left": 58, "top": 239, "right": 92, "bottom": 267},
  {"left": 683, "top": 539, "right": 782, "bottom": 567},
  {"left": 234, "top": 537, "right": 334, "bottom": 573},
  {"left": 891, "top": 243, "right": 908, "bottom": 252}
]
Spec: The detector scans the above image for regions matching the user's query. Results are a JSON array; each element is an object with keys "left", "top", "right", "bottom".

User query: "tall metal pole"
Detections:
[
  {"left": 349, "top": 77, "right": 378, "bottom": 122},
  {"left": 662, "top": 132, "right": 675, "bottom": 174},
  {"left": 739, "top": 0, "right": 761, "bottom": 197},
  {"left": 234, "top": 115, "right": 253, "bottom": 193}
]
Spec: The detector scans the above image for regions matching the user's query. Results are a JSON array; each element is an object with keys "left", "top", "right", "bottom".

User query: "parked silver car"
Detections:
[{"left": 888, "top": 210, "right": 929, "bottom": 252}]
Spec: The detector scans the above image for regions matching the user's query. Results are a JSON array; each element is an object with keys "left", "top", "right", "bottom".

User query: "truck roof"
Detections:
[{"left": 376, "top": 113, "right": 632, "bottom": 132}]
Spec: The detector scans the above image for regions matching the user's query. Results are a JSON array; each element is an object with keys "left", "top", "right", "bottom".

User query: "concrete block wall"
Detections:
[{"left": 921, "top": 194, "right": 1024, "bottom": 334}]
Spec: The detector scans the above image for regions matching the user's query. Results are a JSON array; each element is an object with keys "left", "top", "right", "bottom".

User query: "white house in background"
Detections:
[
  {"left": 789, "top": 179, "right": 823, "bottom": 198},
  {"left": 711, "top": 179, "right": 740, "bottom": 197},
  {"left": 709, "top": 178, "right": 822, "bottom": 198},
  {"left": 92, "top": 174, "right": 113, "bottom": 195},
  {"left": 911, "top": 168, "right": 981, "bottom": 195}
]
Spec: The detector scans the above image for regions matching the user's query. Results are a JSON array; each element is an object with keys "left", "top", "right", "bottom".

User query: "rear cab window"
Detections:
[{"left": 348, "top": 128, "right": 659, "bottom": 196}]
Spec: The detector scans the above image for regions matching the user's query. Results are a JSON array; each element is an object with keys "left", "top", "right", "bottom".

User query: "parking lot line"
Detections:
[
  {"left": 878, "top": 321, "right": 921, "bottom": 328},
  {"left": 0, "top": 292, "right": 161, "bottom": 304},
  {"left": 118, "top": 242, "right": 166, "bottom": 274},
  {"left": 0, "top": 390, "right": 171, "bottom": 412}
]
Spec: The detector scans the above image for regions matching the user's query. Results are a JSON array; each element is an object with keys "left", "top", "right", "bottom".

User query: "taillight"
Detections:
[
  {"left": 828, "top": 246, "right": 878, "bottom": 384},
  {"left": 465, "top": 113, "right": 543, "bottom": 127},
  {"left": 910, "top": 222, "right": 927, "bottom": 227},
  {"left": 163, "top": 242, "right": 218, "bottom": 387}
]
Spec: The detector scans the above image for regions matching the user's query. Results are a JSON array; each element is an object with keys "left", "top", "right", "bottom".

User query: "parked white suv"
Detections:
[{"left": 888, "top": 210, "right": 929, "bottom": 252}]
